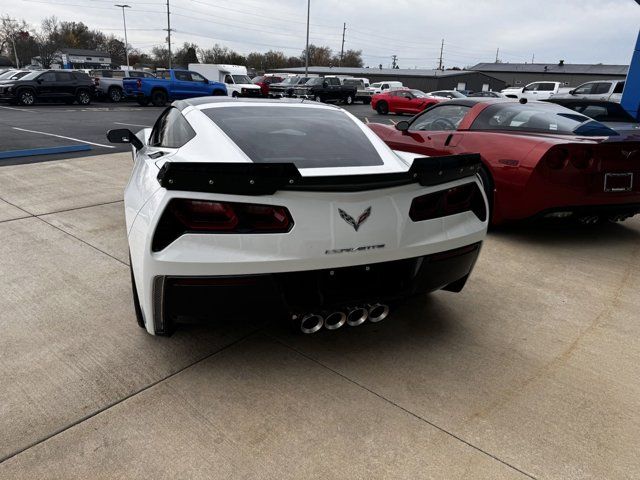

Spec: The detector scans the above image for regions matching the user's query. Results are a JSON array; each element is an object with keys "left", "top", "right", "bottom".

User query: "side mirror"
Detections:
[
  {"left": 395, "top": 121, "right": 410, "bottom": 133},
  {"left": 204, "top": 79, "right": 209, "bottom": 84},
  {"left": 107, "top": 128, "right": 144, "bottom": 150},
  {"left": 569, "top": 89, "right": 576, "bottom": 95},
  {"left": 36, "top": 78, "right": 43, "bottom": 84}
]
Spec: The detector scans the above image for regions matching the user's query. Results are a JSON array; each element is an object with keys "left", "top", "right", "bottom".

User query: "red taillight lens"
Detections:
[
  {"left": 153, "top": 199, "right": 293, "bottom": 251},
  {"left": 136, "top": 79, "right": 142, "bottom": 88},
  {"left": 93, "top": 77, "right": 100, "bottom": 86},
  {"left": 410, "top": 183, "right": 486, "bottom": 222},
  {"left": 171, "top": 200, "right": 238, "bottom": 231},
  {"left": 545, "top": 147, "right": 569, "bottom": 170},
  {"left": 569, "top": 147, "right": 593, "bottom": 169}
]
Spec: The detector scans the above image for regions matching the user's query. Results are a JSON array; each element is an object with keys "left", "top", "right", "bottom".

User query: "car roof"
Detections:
[
  {"left": 545, "top": 98, "right": 618, "bottom": 106},
  {"left": 176, "top": 96, "right": 341, "bottom": 111}
]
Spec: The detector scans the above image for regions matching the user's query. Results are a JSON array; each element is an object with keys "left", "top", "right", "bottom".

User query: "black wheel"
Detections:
[
  {"left": 212, "top": 89, "right": 226, "bottom": 96},
  {"left": 129, "top": 259, "right": 146, "bottom": 329},
  {"left": 76, "top": 89, "right": 91, "bottom": 105},
  {"left": 17, "top": 89, "right": 35, "bottom": 106},
  {"left": 478, "top": 164, "right": 494, "bottom": 222},
  {"left": 231, "top": 91, "right": 240, "bottom": 98},
  {"left": 136, "top": 97, "right": 150, "bottom": 107},
  {"left": 376, "top": 101, "right": 389, "bottom": 114},
  {"left": 363, "top": 97, "right": 371, "bottom": 104},
  {"left": 314, "top": 94, "right": 323, "bottom": 103},
  {"left": 344, "top": 94, "right": 354, "bottom": 105},
  {"left": 108, "top": 87, "right": 123, "bottom": 103},
  {"left": 151, "top": 89, "right": 167, "bottom": 107}
]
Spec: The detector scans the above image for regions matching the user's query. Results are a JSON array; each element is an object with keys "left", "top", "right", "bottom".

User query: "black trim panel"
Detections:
[{"left": 156, "top": 154, "right": 482, "bottom": 195}]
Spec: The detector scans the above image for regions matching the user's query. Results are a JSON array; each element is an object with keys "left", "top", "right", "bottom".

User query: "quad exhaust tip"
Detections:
[{"left": 297, "top": 303, "right": 390, "bottom": 333}]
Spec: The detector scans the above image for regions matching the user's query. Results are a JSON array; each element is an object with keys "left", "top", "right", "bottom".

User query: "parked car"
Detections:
[
  {"left": 501, "top": 81, "right": 571, "bottom": 101},
  {"left": 366, "top": 81, "right": 403, "bottom": 95},
  {"left": 544, "top": 98, "right": 640, "bottom": 134},
  {"left": 251, "top": 74, "right": 284, "bottom": 97},
  {"left": 292, "top": 76, "right": 357, "bottom": 104},
  {"left": 188, "top": 64, "right": 261, "bottom": 97},
  {"left": 267, "top": 76, "right": 311, "bottom": 98},
  {"left": 0, "top": 69, "right": 94, "bottom": 106},
  {"left": 467, "top": 91, "right": 506, "bottom": 98},
  {"left": 371, "top": 89, "right": 442, "bottom": 115},
  {"left": 427, "top": 90, "right": 467, "bottom": 99},
  {"left": 90, "top": 69, "right": 156, "bottom": 102},
  {"left": 0, "top": 69, "right": 31, "bottom": 81},
  {"left": 106, "top": 97, "right": 487, "bottom": 336},
  {"left": 342, "top": 77, "right": 372, "bottom": 103},
  {"left": 123, "top": 69, "right": 227, "bottom": 107},
  {"left": 552, "top": 80, "right": 626, "bottom": 103},
  {"left": 368, "top": 99, "right": 640, "bottom": 225}
]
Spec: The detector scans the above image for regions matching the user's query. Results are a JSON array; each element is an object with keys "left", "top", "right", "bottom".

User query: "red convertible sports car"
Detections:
[
  {"left": 371, "top": 89, "right": 442, "bottom": 115},
  {"left": 369, "top": 99, "right": 640, "bottom": 225}
]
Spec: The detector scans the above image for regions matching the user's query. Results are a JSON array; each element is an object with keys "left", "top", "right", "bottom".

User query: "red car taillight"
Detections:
[
  {"left": 153, "top": 199, "right": 293, "bottom": 251},
  {"left": 409, "top": 183, "right": 486, "bottom": 222},
  {"left": 545, "top": 147, "right": 569, "bottom": 170},
  {"left": 93, "top": 77, "right": 100, "bottom": 86},
  {"left": 544, "top": 146, "right": 593, "bottom": 170},
  {"left": 136, "top": 79, "right": 142, "bottom": 89}
]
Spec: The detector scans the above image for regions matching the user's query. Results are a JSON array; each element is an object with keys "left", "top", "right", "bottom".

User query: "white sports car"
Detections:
[{"left": 107, "top": 98, "right": 488, "bottom": 336}]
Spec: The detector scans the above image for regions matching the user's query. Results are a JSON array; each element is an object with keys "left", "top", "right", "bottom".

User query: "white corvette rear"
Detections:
[{"left": 108, "top": 98, "right": 488, "bottom": 335}]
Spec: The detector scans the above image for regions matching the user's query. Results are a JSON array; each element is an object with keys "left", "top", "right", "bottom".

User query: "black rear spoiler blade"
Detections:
[{"left": 156, "top": 153, "right": 481, "bottom": 195}]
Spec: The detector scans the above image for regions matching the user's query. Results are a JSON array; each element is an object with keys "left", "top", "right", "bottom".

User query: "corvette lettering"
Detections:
[{"left": 325, "top": 244, "right": 385, "bottom": 255}]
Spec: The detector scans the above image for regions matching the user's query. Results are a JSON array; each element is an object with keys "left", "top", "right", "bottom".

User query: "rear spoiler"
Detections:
[{"left": 156, "top": 153, "right": 481, "bottom": 195}]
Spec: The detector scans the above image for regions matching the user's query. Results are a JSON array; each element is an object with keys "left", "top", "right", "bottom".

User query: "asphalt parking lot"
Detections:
[
  {"left": 0, "top": 101, "right": 390, "bottom": 165},
  {"left": 1, "top": 103, "right": 639, "bottom": 479}
]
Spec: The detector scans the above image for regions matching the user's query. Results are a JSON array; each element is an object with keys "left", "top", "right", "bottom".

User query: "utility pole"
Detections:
[
  {"left": 339, "top": 22, "right": 346, "bottom": 66},
  {"left": 495, "top": 47, "right": 499, "bottom": 63},
  {"left": 391, "top": 55, "right": 397, "bottom": 69},
  {"left": 166, "top": 0, "right": 172, "bottom": 69},
  {"left": 531, "top": 53, "right": 535, "bottom": 63},
  {"left": 6, "top": 18, "right": 20, "bottom": 68},
  {"left": 115, "top": 5, "right": 131, "bottom": 69},
  {"left": 437, "top": 39, "right": 444, "bottom": 70},
  {"left": 304, "top": 0, "right": 310, "bottom": 76}
]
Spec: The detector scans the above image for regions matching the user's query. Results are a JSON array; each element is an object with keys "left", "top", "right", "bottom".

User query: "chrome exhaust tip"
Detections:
[
  {"left": 324, "top": 311, "right": 347, "bottom": 330},
  {"left": 346, "top": 307, "right": 368, "bottom": 327},
  {"left": 300, "top": 313, "right": 324, "bottom": 334},
  {"left": 368, "top": 303, "right": 390, "bottom": 323}
]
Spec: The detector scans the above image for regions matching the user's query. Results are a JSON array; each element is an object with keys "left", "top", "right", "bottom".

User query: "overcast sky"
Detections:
[{"left": 4, "top": 0, "right": 640, "bottom": 67}]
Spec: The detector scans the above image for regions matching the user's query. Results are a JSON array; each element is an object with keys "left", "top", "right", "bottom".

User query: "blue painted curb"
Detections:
[{"left": 0, "top": 144, "right": 92, "bottom": 160}]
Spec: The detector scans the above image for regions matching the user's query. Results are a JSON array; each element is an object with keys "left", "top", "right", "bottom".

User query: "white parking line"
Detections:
[
  {"left": 364, "top": 117, "right": 370, "bottom": 124},
  {"left": 12, "top": 127, "right": 115, "bottom": 149},
  {"left": 388, "top": 119, "right": 397, "bottom": 125},
  {"left": 114, "top": 122, "right": 152, "bottom": 128},
  {"left": 0, "top": 106, "right": 37, "bottom": 113}
]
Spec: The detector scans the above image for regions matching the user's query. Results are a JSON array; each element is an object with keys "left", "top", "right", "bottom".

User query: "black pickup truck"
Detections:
[{"left": 292, "top": 77, "right": 357, "bottom": 104}]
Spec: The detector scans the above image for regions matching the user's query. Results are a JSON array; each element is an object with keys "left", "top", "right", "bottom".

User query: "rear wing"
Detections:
[{"left": 156, "top": 153, "right": 481, "bottom": 195}]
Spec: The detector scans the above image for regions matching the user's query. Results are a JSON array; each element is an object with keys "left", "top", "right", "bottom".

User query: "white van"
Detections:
[
  {"left": 188, "top": 64, "right": 262, "bottom": 97},
  {"left": 366, "top": 81, "right": 403, "bottom": 95}
]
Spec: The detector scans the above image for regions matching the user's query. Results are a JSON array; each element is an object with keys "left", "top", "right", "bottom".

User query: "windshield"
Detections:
[
  {"left": 17, "top": 71, "right": 44, "bottom": 81},
  {"left": 251, "top": 76, "right": 264, "bottom": 84},
  {"left": 471, "top": 103, "right": 618, "bottom": 136},
  {"left": 232, "top": 75, "right": 252, "bottom": 84},
  {"left": 370, "top": 83, "right": 381, "bottom": 88},
  {"left": 304, "top": 78, "right": 324, "bottom": 86},
  {"left": 0, "top": 70, "right": 16, "bottom": 79},
  {"left": 280, "top": 77, "right": 299, "bottom": 85},
  {"left": 203, "top": 106, "right": 384, "bottom": 168},
  {"left": 557, "top": 102, "right": 636, "bottom": 123},
  {"left": 410, "top": 90, "right": 428, "bottom": 98}
]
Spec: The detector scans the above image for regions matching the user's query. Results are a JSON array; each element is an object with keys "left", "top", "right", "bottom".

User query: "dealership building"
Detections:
[
  {"left": 468, "top": 62, "right": 628, "bottom": 88},
  {"left": 270, "top": 66, "right": 506, "bottom": 92},
  {"left": 57, "top": 48, "right": 112, "bottom": 69}
]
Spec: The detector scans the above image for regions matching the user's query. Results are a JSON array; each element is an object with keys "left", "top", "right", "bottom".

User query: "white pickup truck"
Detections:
[
  {"left": 501, "top": 81, "right": 571, "bottom": 101},
  {"left": 551, "top": 79, "right": 626, "bottom": 103}
]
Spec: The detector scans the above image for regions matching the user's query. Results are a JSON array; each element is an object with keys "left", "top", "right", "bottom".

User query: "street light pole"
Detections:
[
  {"left": 115, "top": 4, "right": 131, "bottom": 69},
  {"left": 304, "top": 0, "right": 310, "bottom": 76}
]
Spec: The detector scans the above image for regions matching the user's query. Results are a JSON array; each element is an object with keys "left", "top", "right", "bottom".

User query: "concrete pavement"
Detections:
[{"left": 0, "top": 152, "right": 638, "bottom": 479}]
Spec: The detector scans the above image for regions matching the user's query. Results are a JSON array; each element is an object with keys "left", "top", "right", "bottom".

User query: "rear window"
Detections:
[
  {"left": 471, "top": 103, "right": 618, "bottom": 136},
  {"left": 202, "top": 106, "right": 383, "bottom": 168}
]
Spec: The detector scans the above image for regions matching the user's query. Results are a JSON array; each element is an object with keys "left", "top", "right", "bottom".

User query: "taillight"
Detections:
[
  {"left": 409, "top": 183, "right": 486, "bottom": 222},
  {"left": 93, "top": 77, "right": 100, "bottom": 86},
  {"left": 569, "top": 147, "right": 593, "bottom": 169},
  {"left": 545, "top": 147, "right": 569, "bottom": 170},
  {"left": 136, "top": 79, "right": 142, "bottom": 88},
  {"left": 153, "top": 199, "right": 293, "bottom": 251}
]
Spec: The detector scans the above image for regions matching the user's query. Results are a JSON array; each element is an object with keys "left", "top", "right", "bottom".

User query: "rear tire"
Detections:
[
  {"left": 17, "top": 89, "right": 35, "bottom": 106},
  {"left": 212, "top": 89, "right": 226, "bottom": 96},
  {"left": 314, "top": 94, "right": 323, "bottom": 103},
  {"left": 376, "top": 101, "right": 389, "bottom": 114},
  {"left": 231, "top": 91, "right": 239, "bottom": 98},
  {"left": 108, "top": 87, "right": 123, "bottom": 102},
  {"left": 129, "top": 258, "right": 146, "bottom": 330},
  {"left": 76, "top": 89, "right": 91, "bottom": 105},
  {"left": 344, "top": 94, "right": 354, "bottom": 105},
  {"left": 151, "top": 89, "right": 167, "bottom": 107},
  {"left": 478, "top": 164, "right": 494, "bottom": 223}
]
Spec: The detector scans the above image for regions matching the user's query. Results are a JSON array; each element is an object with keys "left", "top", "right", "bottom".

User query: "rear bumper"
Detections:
[{"left": 151, "top": 243, "right": 482, "bottom": 334}]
